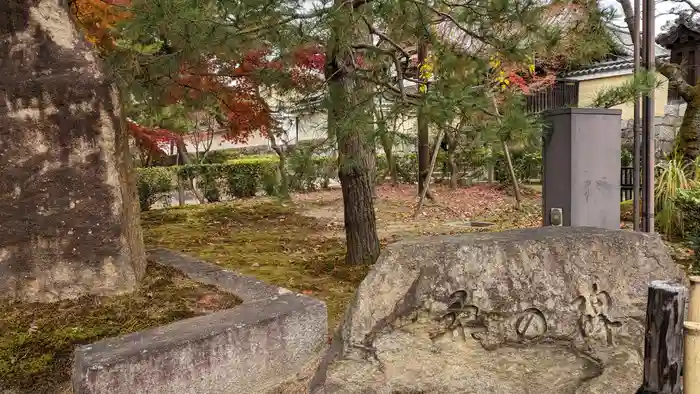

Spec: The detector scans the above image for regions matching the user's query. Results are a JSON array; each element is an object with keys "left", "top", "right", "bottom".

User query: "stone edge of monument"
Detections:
[
  {"left": 306, "top": 226, "right": 686, "bottom": 393},
  {"left": 71, "top": 248, "right": 328, "bottom": 394}
]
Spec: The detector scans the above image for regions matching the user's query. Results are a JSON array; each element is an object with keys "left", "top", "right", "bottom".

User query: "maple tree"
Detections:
[{"left": 70, "top": 0, "right": 325, "bottom": 159}]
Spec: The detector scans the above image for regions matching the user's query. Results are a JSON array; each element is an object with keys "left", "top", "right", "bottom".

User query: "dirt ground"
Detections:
[{"left": 294, "top": 183, "right": 542, "bottom": 238}]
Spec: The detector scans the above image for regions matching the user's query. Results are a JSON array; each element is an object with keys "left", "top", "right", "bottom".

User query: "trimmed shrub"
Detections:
[
  {"left": 225, "top": 157, "right": 277, "bottom": 198},
  {"left": 136, "top": 167, "right": 175, "bottom": 211},
  {"left": 176, "top": 157, "right": 278, "bottom": 200}
]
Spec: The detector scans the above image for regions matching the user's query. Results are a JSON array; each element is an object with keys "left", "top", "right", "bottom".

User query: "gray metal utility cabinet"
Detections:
[{"left": 542, "top": 108, "right": 622, "bottom": 230}]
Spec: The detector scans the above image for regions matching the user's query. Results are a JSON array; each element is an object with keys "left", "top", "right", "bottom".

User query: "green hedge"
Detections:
[
  {"left": 376, "top": 154, "right": 418, "bottom": 184},
  {"left": 138, "top": 149, "right": 547, "bottom": 210},
  {"left": 136, "top": 167, "right": 174, "bottom": 211},
  {"left": 493, "top": 151, "right": 542, "bottom": 184},
  {"left": 178, "top": 158, "right": 278, "bottom": 201},
  {"left": 136, "top": 155, "right": 337, "bottom": 210}
]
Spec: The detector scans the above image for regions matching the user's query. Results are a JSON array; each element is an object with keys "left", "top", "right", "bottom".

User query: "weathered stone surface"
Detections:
[
  {"left": 72, "top": 249, "right": 328, "bottom": 394},
  {"left": 620, "top": 113, "right": 681, "bottom": 159},
  {"left": 312, "top": 227, "right": 686, "bottom": 394},
  {"left": 0, "top": 0, "right": 146, "bottom": 302}
]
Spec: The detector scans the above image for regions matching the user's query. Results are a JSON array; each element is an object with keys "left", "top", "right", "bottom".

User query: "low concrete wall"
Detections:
[{"left": 72, "top": 249, "right": 327, "bottom": 394}]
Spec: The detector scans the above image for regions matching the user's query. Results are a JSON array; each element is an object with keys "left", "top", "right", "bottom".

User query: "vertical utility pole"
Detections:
[
  {"left": 632, "top": 0, "right": 641, "bottom": 231},
  {"left": 642, "top": 0, "right": 655, "bottom": 233}
]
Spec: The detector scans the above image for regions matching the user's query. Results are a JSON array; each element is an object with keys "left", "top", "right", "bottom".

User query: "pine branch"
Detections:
[
  {"left": 656, "top": 59, "right": 696, "bottom": 102},
  {"left": 591, "top": 70, "right": 659, "bottom": 108},
  {"left": 360, "top": 15, "right": 412, "bottom": 60},
  {"left": 413, "top": 0, "right": 489, "bottom": 43}
]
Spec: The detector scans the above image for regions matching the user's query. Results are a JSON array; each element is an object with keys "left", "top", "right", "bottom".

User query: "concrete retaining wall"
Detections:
[{"left": 72, "top": 249, "right": 327, "bottom": 394}]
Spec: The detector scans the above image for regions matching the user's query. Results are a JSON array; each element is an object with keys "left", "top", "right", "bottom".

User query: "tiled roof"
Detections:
[
  {"left": 657, "top": 16, "right": 700, "bottom": 49},
  {"left": 562, "top": 54, "right": 670, "bottom": 78}
]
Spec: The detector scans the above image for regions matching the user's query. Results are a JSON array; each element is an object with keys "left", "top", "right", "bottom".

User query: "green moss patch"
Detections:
[
  {"left": 0, "top": 263, "right": 241, "bottom": 393},
  {"left": 142, "top": 200, "right": 371, "bottom": 328}
]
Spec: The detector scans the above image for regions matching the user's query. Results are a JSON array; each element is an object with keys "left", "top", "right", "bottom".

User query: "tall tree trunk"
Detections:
[
  {"left": 418, "top": 106, "right": 431, "bottom": 194},
  {"left": 380, "top": 132, "right": 398, "bottom": 186},
  {"left": 414, "top": 130, "right": 444, "bottom": 218},
  {"left": 448, "top": 148, "right": 458, "bottom": 188},
  {"left": 175, "top": 139, "right": 205, "bottom": 204},
  {"left": 416, "top": 34, "right": 434, "bottom": 200},
  {"left": 675, "top": 87, "right": 700, "bottom": 162},
  {"left": 501, "top": 139, "right": 522, "bottom": 209},
  {"left": 655, "top": 61, "right": 700, "bottom": 163},
  {"left": 444, "top": 132, "right": 459, "bottom": 188},
  {"left": 326, "top": 1, "right": 380, "bottom": 265},
  {"left": 269, "top": 132, "right": 290, "bottom": 199}
]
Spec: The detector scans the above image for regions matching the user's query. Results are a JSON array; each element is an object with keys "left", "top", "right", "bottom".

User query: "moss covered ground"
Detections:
[
  {"left": 141, "top": 199, "right": 371, "bottom": 327},
  {"left": 0, "top": 263, "right": 240, "bottom": 393}
]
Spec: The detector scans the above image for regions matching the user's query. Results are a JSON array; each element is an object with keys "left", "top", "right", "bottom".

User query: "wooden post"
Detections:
[
  {"left": 637, "top": 281, "right": 686, "bottom": 394},
  {"left": 684, "top": 276, "right": 700, "bottom": 394}
]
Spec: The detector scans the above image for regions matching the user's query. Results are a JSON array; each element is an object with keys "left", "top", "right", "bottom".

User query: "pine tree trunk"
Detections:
[
  {"left": 326, "top": 0, "right": 380, "bottom": 265},
  {"left": 444, "top": 132, "right": 459, "bottom": 189},
  {"left": 418, "top": 107, "right": 431, "bottom": 195},
  {"left": 416, "top": 36, "right": 432, "bottom": 199},
  {"left": 655, "top": 62, "right": 699, "bottom": 163},
  {"left": 380, "top": 133, "right": 398, "bottom": 186},
  {"left": 269, "top": 133, "right": 290, "bottom": 199},
  {"left": 369, "top": 134, "right": 378, "bottom": 199},
  {"left": 339, "top": 162, "right": 379, "bottom": 264},
  {"left": 277, "top": 153, "right": 290, "bottom": 199},
  {"left": 501, "top": 139, "right": 522, "bottom": 209},
  {"left": 676, "top": 93, "right": 700, "bottom": 163},
  {"left": 448, "top": 148, "right": 458, "bottom": 189},
  {"left": 414, "top": 130, "right": 444, "bottom": 218}
]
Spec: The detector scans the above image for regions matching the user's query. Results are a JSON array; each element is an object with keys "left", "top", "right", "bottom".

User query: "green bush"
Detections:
[
  {"left": 176, "top": 157, "right": 277, "bottom": 200},
  {"left": 494, "top": 150, "right": 542, "bottom": 184},
  {"left": 287, "top": 150, "right": 336, "bottom": 192},
  {"left": 677, "top": 185, "right": 700, "bottom": 270},
  {"left": 677, "top": 185, "right": 700, "bottom": 236},
  {"left": 136, "top": 167, "right": 174, "bottom": 211},
  {"left": 288, "top": 149, "right": 318, "bottom": 191},
  {"left": 262, "top": 169, "right": 280, "bottom": 196},
  {"left": 621, "top": 148, "right": 633, "bottom": 167},
  {"left": 655, "top": 156, "right": 694, "bottom": 236},
  {"left": 225, "top": 157, "right": 277, "bottom": 197},
  {"left": 396, "top": 153, "right": 418, "bottom": 183}
]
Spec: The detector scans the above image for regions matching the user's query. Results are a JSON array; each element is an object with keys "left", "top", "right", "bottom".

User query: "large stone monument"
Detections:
[
  {"left": 0, "top": 0, "right": 146, "bottom": 302},
  {"left": 309, "top": 227, "right": 686, "bottom": 394}
]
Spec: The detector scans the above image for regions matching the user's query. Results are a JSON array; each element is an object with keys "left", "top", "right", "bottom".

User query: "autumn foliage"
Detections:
[
  {"left": 70, "top": 0, "right": 131, "bottom": 50},
  {"left": 70, "top": 0, "right": 326, "bottom": 156}
]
